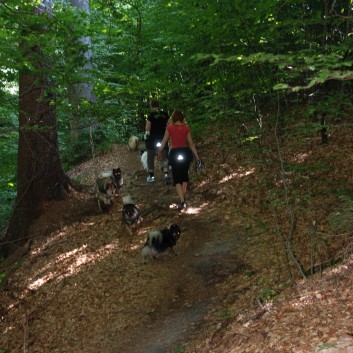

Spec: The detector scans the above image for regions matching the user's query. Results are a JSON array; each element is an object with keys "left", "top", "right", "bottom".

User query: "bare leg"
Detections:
[
  {"left": 175, "top": 183, "right": 184, "bottom": 202},
  {"left": 182, "top": 182, "right": 187, "bottom": 197},
  {"left": 158, "top": 149, "right": 169, "bottom": 173}
]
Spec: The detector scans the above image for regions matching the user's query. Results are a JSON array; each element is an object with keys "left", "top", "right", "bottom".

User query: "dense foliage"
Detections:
[
  {"left": 1, "top": 0, "right": 353, "bottom": 235},
  {"left": 0, "top": 91, "right": 17, "bottom": 232}
]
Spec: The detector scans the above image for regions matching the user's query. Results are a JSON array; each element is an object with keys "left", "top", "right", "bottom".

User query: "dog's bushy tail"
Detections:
[
  {"left": 122, "top": 194, "right": 135, "bottom": 205},
  {"left": 141, "top": 230, "right": 162, "bottom": 259},
  {"left": 147, "top": 230, "right": 162, "bottom": 246},
  {"left": 140, "top": 151, "right": 148, "bottom": 171},
  {"left": 141, "top": 245, "right": 159, "bottom": 258},
  {"left": 98, "top": 171, "right": 112, "bottom": 179}
]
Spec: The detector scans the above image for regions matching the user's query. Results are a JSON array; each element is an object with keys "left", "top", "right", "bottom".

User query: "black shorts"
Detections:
[{"left": 168, "top": 148, "right": 193, "bottom": 185}]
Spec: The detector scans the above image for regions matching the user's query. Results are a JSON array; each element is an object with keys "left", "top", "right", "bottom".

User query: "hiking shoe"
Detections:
[
  {"left": 146, "top": 176, "right": 155, "bottom": 183},
  {"left": 164, "top": 175, "right": 171, "bottom": 185},
  {"left": 178, "top": 202, "right": 186, "bottom": 210}
]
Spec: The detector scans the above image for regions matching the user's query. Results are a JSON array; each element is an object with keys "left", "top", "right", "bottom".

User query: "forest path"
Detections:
[
  {"left": 110, "top": 218, "right": 244, "bottom": 353},
  {"left": 0, "top": 144, "right": 254, "bottom": 353},
  {"left": 3, "top": 139, "right": 353, "bottom": 353},
  {"left": 102, "top": 148, "right": 247, "bottom": 353}
]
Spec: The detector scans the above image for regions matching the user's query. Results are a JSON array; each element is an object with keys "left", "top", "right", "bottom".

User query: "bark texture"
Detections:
[{"left": 2, "top": 0, "right": 67, "bottom": 257}]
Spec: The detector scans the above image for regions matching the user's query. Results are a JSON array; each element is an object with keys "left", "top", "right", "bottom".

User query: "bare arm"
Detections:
[
  {"left": 187, "top": 132, "right": 200, "bottom": 161},
  {"left": 144, "top": 120, "right": 151, "bottom": 140},
  {"left": 145, "top": 120, "right": 151, "bottom": 132},
  {"left": 158, "top": 129, "right": 170, "bottom": 152}
]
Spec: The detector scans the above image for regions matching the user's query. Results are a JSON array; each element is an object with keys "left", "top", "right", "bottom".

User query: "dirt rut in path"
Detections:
[{"left": 108, "top": 218, "right": 244, "bottom": 353}]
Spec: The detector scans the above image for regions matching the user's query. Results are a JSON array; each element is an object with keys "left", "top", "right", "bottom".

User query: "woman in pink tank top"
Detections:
[{"left": 157, "top": 109, "right": 201, "bottom": 211}]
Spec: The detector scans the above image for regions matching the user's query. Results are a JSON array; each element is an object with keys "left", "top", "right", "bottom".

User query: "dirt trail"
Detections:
[
  {"left": 3, "top": 138, "right": 353, "bottom": 353},
  {"left": 0, "top": 145, "right": 250, "bottom": 353},
  {"left": 110, "top": 218, "right": 244, "bottom": 353},
  {"left": 106, "top": 150, "right": 246, "bottom": 353}
]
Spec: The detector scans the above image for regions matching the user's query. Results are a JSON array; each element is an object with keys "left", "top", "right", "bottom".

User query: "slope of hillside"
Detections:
[{"left": 1, "top": 125, "right": 353, "bottom": 353}]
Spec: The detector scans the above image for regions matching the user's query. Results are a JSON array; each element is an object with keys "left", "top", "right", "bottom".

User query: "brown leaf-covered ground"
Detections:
[{"left": 1, "top": 124, "right": 353, "bottom": 353}]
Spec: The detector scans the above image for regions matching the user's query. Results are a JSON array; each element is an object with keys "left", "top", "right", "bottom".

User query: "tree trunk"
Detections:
[
  {"left": 1, "top": 0, "right": 68, "bottom": 258},
  {"left": 69, "top": 0, "right": 96, "bottom": 143}
]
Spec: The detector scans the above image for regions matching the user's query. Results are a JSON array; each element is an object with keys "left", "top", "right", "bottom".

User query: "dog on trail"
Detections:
[
  {"left": 128, "top": 136, "right": 139, "bottom": 151},
  {"left": 122, "top": 194, "right": 140, "bottom": 226},
  {"left": 95, "top": 168, "right": 123, "bottom": 212},
  {"left": 141, "top": 224, "right": 181, "bottom": 262},
  {"left": 95, "top": 176, "right": 117, "bottom": 213},
  {"left": 140, "top": 150, "right": 148, "bottom": 171},
  {"left": 112, "top": 167, "right": 123, "bottom": 189}
]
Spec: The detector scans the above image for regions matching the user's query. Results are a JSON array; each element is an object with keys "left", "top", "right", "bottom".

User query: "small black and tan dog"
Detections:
[
  {"left": 122, "top": 194, "right": 139, "bottom": 226},
  {"left": 141, "top": 224, "right": 181, "bottom": 262},
  {"left": 95, "top": 168, "right": 123, "bottom": 212},
  {"left": 112, "top": 167, "right": 123, "bottom": 189}
]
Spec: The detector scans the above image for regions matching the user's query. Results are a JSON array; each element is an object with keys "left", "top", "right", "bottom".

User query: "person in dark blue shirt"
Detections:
[{"left": 144, "top": 100, "right": 171, "bottom": 184}]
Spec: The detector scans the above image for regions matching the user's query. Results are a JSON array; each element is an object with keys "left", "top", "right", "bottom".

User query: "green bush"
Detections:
[{"left": 0, "top": 93, "right": 18, "bottom": 234}]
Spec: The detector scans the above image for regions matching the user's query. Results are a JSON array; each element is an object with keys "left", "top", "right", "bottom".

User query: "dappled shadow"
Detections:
[
  {"left": 0, "top": 144, "right": 255, "bottom": 353},
  {"left": 3, "top": 134, "right": 353, "bottom": 353}
]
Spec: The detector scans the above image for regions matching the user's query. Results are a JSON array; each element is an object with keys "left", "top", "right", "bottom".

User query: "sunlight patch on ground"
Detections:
[
  {"left": 185, "top": 203, "right": 209, "bottom": 214},
  {"left": 219, "top": 167, "right": 255, "bottom": 184},
  {"left": 31, "top": 222, "right": 96, "bottom": 256},
  {"left": 169, "top": 203, "right": 179, "bottom": 209},
  {"left": 290, "top": 290, "right": 330, "bottom": 308},
  {"left": 2, "top": 325, "right": 14, "bottom": 335},
  {"left": 292, "top": 152, "right": 311, "bottom": 163},
  {"left": 198, "top": 179, "right": 211, "bottom": 188},
  {"left": 168, "top": 202, "right": 208, "bottom": 214},
  {"left": 26, "top": 239, "right": 120, "bottom": 292},
  {"left": 130, "top": 243, "right": 142, "bottom": 251},
  {"left": 29, "top": 244, "right": 89, "bottom": 280},
  {"left": 289, "top": 257, "right": 353, "bottom": 309},
  {"left": 31, "top": 229, "right": 68, "bottom": 256}
]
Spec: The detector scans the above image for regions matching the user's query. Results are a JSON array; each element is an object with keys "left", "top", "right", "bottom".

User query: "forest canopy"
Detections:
[{"left": 1, "top": 0, "right": 353, "bottom": 249}]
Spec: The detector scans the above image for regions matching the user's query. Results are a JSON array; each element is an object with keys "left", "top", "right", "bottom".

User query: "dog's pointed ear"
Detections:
[{"left": 170, "top": 224, "right": 180, "bottom": 233}]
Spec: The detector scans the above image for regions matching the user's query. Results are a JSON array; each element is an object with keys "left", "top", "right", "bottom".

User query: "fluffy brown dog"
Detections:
[
  {"left": 128, "top": 136, "right": 139, "bottom": 151},
  {"left": 95, "top": 168, "right": 123, "bottom": 212}
]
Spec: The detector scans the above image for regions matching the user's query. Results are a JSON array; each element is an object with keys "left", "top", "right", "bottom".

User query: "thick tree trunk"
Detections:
[{"left": 1, "top": 0, "right": 67, "bottom": 258}]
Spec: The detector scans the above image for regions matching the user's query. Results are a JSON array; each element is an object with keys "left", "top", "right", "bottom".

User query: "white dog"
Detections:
[
  {"left": 140, "top": 150, "right": 148, "bottom": 171},
  {"left": 128, "top": 136, "right": 139, "bottom": 151}
]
